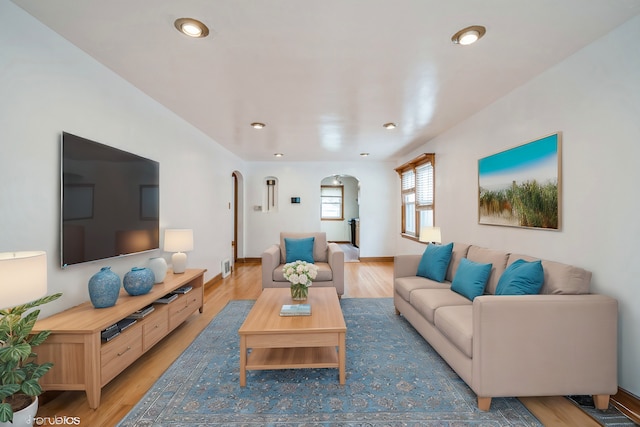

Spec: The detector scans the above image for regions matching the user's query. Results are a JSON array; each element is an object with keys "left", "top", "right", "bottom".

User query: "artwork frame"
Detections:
[{"left": 478, "top": 132, "right": 562, "bottom": 230}]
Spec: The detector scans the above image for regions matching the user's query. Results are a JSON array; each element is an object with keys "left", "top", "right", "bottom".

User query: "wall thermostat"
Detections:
[{"left": 291, "top": 197, "right": 301, "bottom": 204}]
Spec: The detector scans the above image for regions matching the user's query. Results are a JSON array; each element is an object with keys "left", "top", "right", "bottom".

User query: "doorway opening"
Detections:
[
  {"left": 232, "top": 171, "right": 244, "bottom": 266},
  {"left": 320, "top": 174, "right": 360, "bottom": 261}
]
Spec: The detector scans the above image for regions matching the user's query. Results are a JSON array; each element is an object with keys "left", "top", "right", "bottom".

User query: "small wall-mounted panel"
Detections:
[
  {"left": 291, "top": 197, "right": 301, "bottom": 204},
  {"left": 263, "top": 176, "right": 278, "bottom": 212}
]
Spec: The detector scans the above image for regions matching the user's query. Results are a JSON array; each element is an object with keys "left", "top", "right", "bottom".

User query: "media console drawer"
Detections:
[
  {"left": 143, "top": 305, "right": 169, "bottom": 352},
  {"left": 33, "top": 268, "right": 206, "bottom": 409},
  {"left": 101, "top": 323, "right": 143, "bottom": 385},
  {"left": 169, "top": 290, "right": 203, "bottom": 330}
]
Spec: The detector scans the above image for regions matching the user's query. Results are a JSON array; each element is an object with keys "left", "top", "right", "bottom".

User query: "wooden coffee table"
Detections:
[{"left": 238, "top": 287, "right": 346, "bottom": 386}]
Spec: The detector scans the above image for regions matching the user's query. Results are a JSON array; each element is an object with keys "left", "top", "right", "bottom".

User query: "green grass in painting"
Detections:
[{"left": 479, "top": 180, "right": 558, "bottom": 229}]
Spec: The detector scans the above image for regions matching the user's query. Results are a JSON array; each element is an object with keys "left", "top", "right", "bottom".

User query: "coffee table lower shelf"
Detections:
[
  {"left": 246, "top": 346, "right": 340, "bottom": 370},
  {"left": 238, "top": 288, "right": 347, "bottom": 387}
]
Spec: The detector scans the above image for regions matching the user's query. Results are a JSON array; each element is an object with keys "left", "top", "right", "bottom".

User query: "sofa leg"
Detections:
[
  {"left": 593, "top": 394, "right": 610, "bottom": 410},
  {"left": 478, "top": 396, "right": 492, "bottom": 411},
  {"left": 394, "top": 306, "right": 400, "bottom": 315}
]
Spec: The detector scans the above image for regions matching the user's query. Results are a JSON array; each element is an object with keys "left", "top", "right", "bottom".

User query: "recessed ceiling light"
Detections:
[
  {"left": 174, "top": 18, "right": 210, "bottom": 38},
  {"left": 251, "top": 122, "right": 266, "bottom": 129},
  {"left": 383, "top": 122, "right": 397, "bottom": 129},
  {"left": 274, "top": 153, "right": 284, "bottom": 157},
  {"left": 451, "top": 25, "right": 486, "bottom": 46},
  {"left": 360, "top": 153, "right": 370, "bottom": 157}
]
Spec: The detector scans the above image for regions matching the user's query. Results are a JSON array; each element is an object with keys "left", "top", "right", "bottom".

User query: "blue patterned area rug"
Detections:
[{"left": 119, "top": 298, "right": 544, "bottom": 426}]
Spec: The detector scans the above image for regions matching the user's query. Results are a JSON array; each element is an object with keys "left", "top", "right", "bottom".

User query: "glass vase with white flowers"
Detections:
[{"left": 282, "top": 260, "right": 319, "bottom": 301}]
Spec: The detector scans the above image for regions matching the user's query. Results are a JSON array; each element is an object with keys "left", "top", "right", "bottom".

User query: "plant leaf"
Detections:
[
  {"left": 0, "top": 384, "right": 21, "bottom": 400},
  {"left": 0, "top": 402, "right": 14, "bottom": 423},
  {"left": 2, "top": 367, "right": 27, "bottom": 384},
  {"left": 0, "top": 342, "right": 31, "bottom": 364},
  {"left": 20, "top": 379, "right": 42, "bottom": 396},
  {"left": 27, "top": 330, "right": 51, "bottom": 347},
  {"left": 29, "top": 362, "right": 53, "bottom": 380}
]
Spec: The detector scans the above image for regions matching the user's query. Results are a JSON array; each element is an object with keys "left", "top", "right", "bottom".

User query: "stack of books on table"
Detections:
[
  {"left": 173, "top": 285, "right": 192, "bottom": 294},
  {"left": 280, "top": 304, "right": 312, "bottom": 317},
  {"left": 101, "top": 323, "right": 120, "bottom": 342},
  {"left": 127, "top": 304, "right": 155, "bottom": 319},
  {"left": 117, "top": 317, "right": 137, "bottom": 332},
  {"left": 154, "top": 293, "right": 178, "bottom": 304}
]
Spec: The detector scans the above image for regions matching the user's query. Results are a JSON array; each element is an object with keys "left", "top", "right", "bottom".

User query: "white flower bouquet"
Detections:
[{"left": 283, "top": 260, "right": 319, "bottom": 300}]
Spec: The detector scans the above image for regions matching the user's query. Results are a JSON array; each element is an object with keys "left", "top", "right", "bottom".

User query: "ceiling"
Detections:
[{"left": 11, "top": 0, "right": 640, "bottom": 162}]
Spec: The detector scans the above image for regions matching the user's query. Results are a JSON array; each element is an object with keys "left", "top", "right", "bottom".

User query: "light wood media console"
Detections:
[{"left": 32, "top": 268, "right": 206, "bottom": 409}]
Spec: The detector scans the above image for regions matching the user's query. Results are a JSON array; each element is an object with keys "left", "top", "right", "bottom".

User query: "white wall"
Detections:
[
  {"left": 0, "top": 2, "right": 245, "bottom": 318},
  {"left": 245, "top": 162, "right": 396, "bottom": 258},
  {"left": 397, "top": 15, "right": 640, "bottom": 396}
]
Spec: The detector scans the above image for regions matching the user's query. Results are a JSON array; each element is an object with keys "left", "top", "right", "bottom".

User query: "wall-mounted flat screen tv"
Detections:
[{"left": 61, "top": 132, "right": 159, "bottom": 267}]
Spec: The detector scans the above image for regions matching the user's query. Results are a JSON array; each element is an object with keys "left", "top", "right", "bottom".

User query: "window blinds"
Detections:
[
  {"left": 401, "top": 170, "right": 415, "bottom": 191},
  {"left": 416, "top": 162, "right": 433, "bottom": 208}
]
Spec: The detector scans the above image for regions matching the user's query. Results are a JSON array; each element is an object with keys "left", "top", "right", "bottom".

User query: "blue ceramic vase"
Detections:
[
  {"left": 123, "top": 267, "right": 155, "bottom": 296},
  {"left": 88, "top": 267, "right": 121, "bottom": 308}
]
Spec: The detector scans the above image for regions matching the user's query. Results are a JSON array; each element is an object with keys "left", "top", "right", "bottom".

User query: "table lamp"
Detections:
[
  {"left": 419, "top": 226, "right": 442, "bottom": 245},
  {"left": 0, "top": 251, "right": 47, "bottom": 310},
  {"left": 164, "top": 229, "right": 193, "bottom": 274}
]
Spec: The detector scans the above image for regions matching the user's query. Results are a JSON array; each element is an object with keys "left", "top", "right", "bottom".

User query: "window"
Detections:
[
  {"left": 395, "top": 153, "right": 435, "bottom": 240},
  {"left": 321, "top": 185, "right": 344, "bottom": 220}
]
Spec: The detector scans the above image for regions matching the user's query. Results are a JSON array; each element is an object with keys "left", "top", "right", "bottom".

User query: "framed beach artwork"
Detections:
[{"left": 478, "top": 132, "right": 561, "bottom": 230}]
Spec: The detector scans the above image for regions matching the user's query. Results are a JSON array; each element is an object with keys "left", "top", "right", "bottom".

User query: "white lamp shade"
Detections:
[
  {"left": 0, "top": 251, "right": 47, "bottom": 310},
  {"left": 419, "top": 226, "right": 442, "bottom": 244},
  {"left": 164, "top": 229, "right": 194, "bottom": 252}
]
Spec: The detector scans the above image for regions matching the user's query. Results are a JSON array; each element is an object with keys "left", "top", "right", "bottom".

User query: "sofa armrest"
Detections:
[
  {"left": 261, "top": 244, "right": 281, "bottom": 287},
  {"left": 327, "top": 242, "right": 345, "bottom": 295},
  {"left": 471, "top": 294, "right": 618, "bottom": 397},
  {"left": 394, "top": 254, "right": 421, "bottom": 279}
]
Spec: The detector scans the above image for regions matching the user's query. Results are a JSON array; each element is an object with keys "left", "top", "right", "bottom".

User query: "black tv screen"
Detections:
[{"left": 61, "top": 132, "right": 159, "bottom": 267}]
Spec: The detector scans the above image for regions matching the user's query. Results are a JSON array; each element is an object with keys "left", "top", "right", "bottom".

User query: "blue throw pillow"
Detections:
[
  {"left": 284, "top": 237, "right": 315, "bottom": 263},
  {"left": 451, "top": 258, "right": 492, "bottom": 301},
  {"left": 495, "top": 259, "right": 544, "bottom": 295},
  {"left": 416, "top": 242, "right": 454, "bottom": 282}
]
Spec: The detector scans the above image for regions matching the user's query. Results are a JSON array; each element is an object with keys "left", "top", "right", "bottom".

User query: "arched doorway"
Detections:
[{"left": 320, "top": 174, "right": 360, "bottom": 261}]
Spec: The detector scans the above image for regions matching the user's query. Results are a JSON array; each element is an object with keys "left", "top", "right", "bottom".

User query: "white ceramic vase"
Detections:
[
  {"left": 0, "top": 396, "right": 38, "bottom": 426},
  {"left": 148, "top": 257, "right": 168, "bottom": 283}
]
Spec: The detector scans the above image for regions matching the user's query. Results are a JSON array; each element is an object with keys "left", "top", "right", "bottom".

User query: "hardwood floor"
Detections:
[{"left": 37, "top": 261, "right": 601, "bottom": 426}]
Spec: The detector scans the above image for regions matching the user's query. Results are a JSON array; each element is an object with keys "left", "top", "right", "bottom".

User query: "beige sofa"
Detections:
[
  {"left": 394, "top": 242, "right": 618, "bottom": 411},
  {"left": 262, "top": 232, "right": 344, "bottom": 296}
]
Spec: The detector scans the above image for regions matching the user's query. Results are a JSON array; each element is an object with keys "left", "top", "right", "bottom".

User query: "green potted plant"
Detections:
[{"left": 0, "top": 293, "right": 62, "bottom": 424}]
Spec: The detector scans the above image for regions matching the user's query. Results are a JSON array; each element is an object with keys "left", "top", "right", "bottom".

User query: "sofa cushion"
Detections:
[
  {"left": 410, "top": 289, "right": 471, "bottom": 324},
  {"left": 451, "top": 258, "right": 492, "bottom": 301},
  {"left": 445, "top": 242, "right": 472, "bottom": 282},
  {"left": 284, "top": 237, "right": 315, "bottom": 263},
  {"left": 508, "top": 254, "right": 591, "bottom": 295},
  {"left": 395, "top": 276, "right": 450, "bottom": 302},
  {"left": 417, "top": 242, "right": 454, "bottom": 282},
  {"left": 273, "top": 262, "right": 333, "bottom": 282},
  {"left": 280, "top": 232, "right": 328, "bottom": 263},
  {"left": 495, "top": 259, "right": 544, "bottom": 295},
  {"left": 466, "top": 246, "right": 509, "bottom": 295},
  {"left": 434, "top": 305, "right": 473, "bottom": 358}
]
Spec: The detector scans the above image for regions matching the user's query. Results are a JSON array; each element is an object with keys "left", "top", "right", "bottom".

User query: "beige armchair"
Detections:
[{"left": 261, "top": 232, "right": 344, "bottom": 296}]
